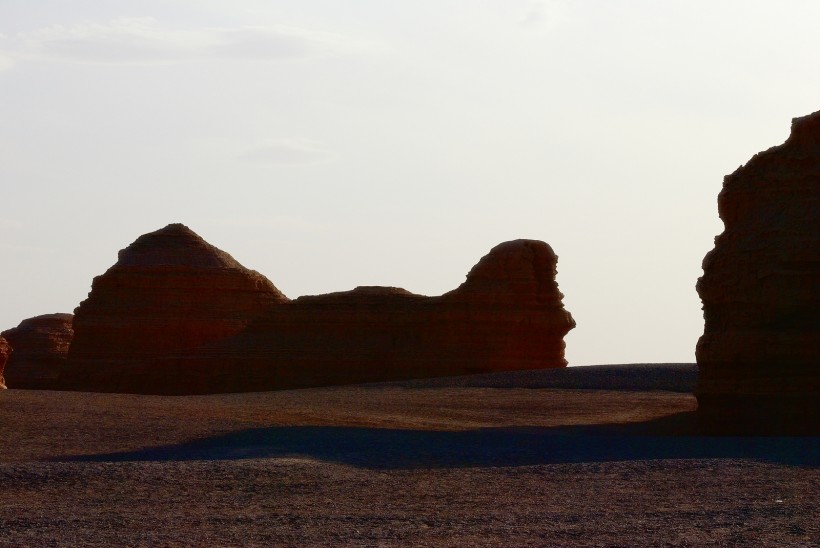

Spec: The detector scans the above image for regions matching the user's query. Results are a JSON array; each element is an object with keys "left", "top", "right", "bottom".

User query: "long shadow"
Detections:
[{"left": 61, "top": 413, "right": 819, "bottom": 469}]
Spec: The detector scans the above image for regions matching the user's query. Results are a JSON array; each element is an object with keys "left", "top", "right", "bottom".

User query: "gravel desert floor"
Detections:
[{"left": 1, "top": 365, "right": 818, "bottom": 547}]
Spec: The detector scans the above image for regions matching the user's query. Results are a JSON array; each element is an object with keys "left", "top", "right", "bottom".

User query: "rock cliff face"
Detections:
[
  {"left": 191, "top": 239, "right": 575, "bottom": 394},
  {"left": 0, "top": 337, "right": 10, "bottom": 389},
  {"left": 1, "top": 314, "right": 74, "bottom": 389},
  {"left": 696, "top": 110, "right": 820, "bottom": 434},
  {"left": 61, "top": 223, "right": 289, "bottom": 393}
]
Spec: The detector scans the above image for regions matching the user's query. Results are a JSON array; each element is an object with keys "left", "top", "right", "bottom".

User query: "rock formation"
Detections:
[
  {"left": 0, "top": 336, "right": 10, "bottom": 389},
  {"left": 61, "top": 223, "right": 289, "bottom": 393},
  {"left": 59, "top": 229, "right": 574, "bottom": 395},
  {"left": 1, "top": 314, "right": 74, "bottom": 389},
  {"left": 696, "top": 110, "right": 820, "bottom": 434},
  {"left": 192, "top": 239, "right": 575, "bottom": 394}
]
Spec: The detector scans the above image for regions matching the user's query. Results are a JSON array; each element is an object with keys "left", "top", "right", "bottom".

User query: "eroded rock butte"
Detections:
[
  {"left": 61, "top": 223, "right": 289, "bottom": 393},
  {"left": 696, "top": 110, "right": 820, "bottom": 434},
  {"left": 1, "top": 314, "right": 73, "bottom": 390},
  {"left": 58, "top": 225, "right": 574, "bottom": 394}
]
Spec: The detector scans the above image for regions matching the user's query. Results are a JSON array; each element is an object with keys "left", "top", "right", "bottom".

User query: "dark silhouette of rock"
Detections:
[
  {"left": 1, "top": 314, "right": 74, "bottom": 389},
  {"left": 58, "top": 231, "right": 574, "bottom": 395},
  {"left": 61, "top": 223, "right": 289, "bottom": 393},
  {"left": 696, "top": 110, "right": 820, "bottom": 434},
  {"left": 0, "top": 336, "right": 10, "bottom": 389},
  {"left": 189, "top": 239, "right": 576, "bottom": 394}
]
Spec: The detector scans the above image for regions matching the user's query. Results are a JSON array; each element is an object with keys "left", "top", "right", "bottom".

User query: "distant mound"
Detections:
[{"left": 375, "top": 363, "right": 698, "bottom": 392}]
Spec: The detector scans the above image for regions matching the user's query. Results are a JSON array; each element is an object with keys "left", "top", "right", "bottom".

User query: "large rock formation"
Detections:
[
  {"left": 191, "top": 239, "right": 575, "bottom": 394},
  {"left": 1, "top": 314, "right": 73, "bottom": 389},
  {"left": 696, "top": 110, "right": 820, "bottom": 434},
  {"left": 0, "top": 336, "right": 10, "bottom": 389},
  {"left": 61, "top": 223, "right": 289, "bottom": 393},
  {"left": 59, "top": 230, "right": 574, "bottom": 395}
]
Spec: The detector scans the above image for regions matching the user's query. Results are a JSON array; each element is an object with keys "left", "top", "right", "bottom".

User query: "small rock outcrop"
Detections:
[
  {"left": 0, "top": 337, "right": 10, "bottom": 389},
  {"left": 61, "top": 223, "right": 289, "bottom": 393},
  {"left": 1, "top": 314, "right": 74, "bottom": 389},
  {"left": 193, "top": 239, "right": 575, "bottom": 394},
  {"left": 696, "top": 110, "right": 820, "bottom": 434}
]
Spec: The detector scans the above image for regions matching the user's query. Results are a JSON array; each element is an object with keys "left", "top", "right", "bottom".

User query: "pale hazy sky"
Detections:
[{"left": 1, "top": 1, "right": 818, "bottom": 366}]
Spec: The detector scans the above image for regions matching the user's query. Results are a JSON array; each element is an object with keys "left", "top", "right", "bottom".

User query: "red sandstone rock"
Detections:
[
  {"left": 59, "top": 227, "right": 573, "bottom": 395},
  {"left": 61, "top": 223, "right": 289, "bottom": 393},
  {"left": 1, "top": 314, "right": 74, "bottom": 390},
  {"left": 190, "top": 239, "right": 575, "bottom": 394},
  {"left": 696, "top": 110, "right": 820, "bottom": 434},
  {"left": 0, "top": 337, "right": 10, "bottom": 389}
]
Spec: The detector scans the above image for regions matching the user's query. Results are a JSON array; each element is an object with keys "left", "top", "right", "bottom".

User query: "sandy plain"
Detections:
[{"left": 0, "top": 364, "right": 817, "bottom": 547}]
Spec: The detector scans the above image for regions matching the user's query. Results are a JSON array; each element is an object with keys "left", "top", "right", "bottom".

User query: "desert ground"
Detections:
[{"left": 1, "top": 364, "right": 817, "bottom": 547}]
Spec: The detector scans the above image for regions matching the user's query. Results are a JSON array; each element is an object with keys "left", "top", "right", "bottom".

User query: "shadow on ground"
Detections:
[{"left": 62, "top": 413, "right": 819, "bottom": 469}]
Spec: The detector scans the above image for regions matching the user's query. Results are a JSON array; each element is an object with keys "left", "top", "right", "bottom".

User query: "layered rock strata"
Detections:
[
  {"left": 1, "top": 314, "right": 74, "bottom": 390},
  {"left": 193, "top": 239, "right": 575, "bottom": 394},
  {"left": 0, "top": 337, "right": 10, "bottom": 389},
  {"left": 696, "top": 110, "right": 820, "bottom": 434},
  {"left": 61, "top": 223, "right": 289, "bottom": 393}
]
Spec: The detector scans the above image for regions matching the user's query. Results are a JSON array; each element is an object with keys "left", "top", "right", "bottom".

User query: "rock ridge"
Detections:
[
  {"left": 55, "top": 228, "right": 574, "bottom": 394},
  {"left": 189, "top": 239, "right": 575, "bottom": 395}
]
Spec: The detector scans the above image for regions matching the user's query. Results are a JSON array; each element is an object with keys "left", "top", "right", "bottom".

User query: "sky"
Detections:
[{"left": 1, "top": 1, "right": 818, "bottom": 366}]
